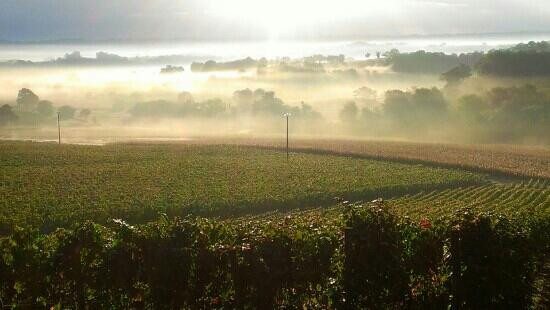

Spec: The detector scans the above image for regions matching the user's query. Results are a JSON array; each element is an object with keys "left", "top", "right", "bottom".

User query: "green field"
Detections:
[
  {"left": 0, "top": 141, "right": 484, "bottom": 232},
  {"left": 232, "top": 179, "right": 550, "bottom": 225}
]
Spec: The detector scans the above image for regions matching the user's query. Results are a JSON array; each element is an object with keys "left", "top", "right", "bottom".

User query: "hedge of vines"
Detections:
[{"left": 1, "top": 205, "right": 548, "bottom": 309}]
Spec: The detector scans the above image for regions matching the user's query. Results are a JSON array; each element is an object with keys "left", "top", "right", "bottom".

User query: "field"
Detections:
[
  {"left": 188, "top": 136, "right": 550, "bottom": 178},
  {"left": 0, "top": 141, "right": 484, "bottom": 233},
  {"left": 233, "top": 178, "right": 550, "bottom": 224},
  {"left": 1, "top": 139, "right": 549, "bottom": 308}
]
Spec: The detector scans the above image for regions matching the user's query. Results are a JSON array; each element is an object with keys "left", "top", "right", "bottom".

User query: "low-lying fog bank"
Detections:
[{"left": 1, "top": 41, "right": 550, "bottom": 146}]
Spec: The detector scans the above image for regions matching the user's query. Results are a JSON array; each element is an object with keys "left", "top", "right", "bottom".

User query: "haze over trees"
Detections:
[
  {"left": 0, "top": 104, "right": 17, "bottom": 126},
  {"left": 337, "top": 84, "right": 550, "bottom": 144}
]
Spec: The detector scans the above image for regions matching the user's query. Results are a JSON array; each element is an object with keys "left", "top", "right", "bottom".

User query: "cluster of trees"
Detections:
[
  {"left": 130, "top": 97, "right": 226, "bottom": 119},
  {"left": 0, "top": 51, "right": 202, "bottom": 67},
  {"left": 129, "top": 89, "right": 321, "bottom": 121},
  {"left": 476, "top": 49, "right": 550, "bottom": 76},
  {"left": 190, "top": 57, "right": 267, "bottom": 72},
  {"left": 0, "top": 88, "right": 90, "bottom": 126},
  {"left": 340, "top": 84, "right": 550, "bottom": 143},
  {"left": 232, "top": 88, "right": 321, "bottom": 119},
  {"left": 303, "top": 54, "right": 345, "bottom": 64},
  {"left": 384, "top": 41, "right": 550, "bottom": 77},
  {"left": 384, "top": 49, "right": 484, "bottom": 74}
]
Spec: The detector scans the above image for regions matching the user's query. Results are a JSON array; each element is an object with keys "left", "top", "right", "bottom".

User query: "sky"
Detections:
[{"left": 1, "top": 0, "right": 550, "bottom": 41}]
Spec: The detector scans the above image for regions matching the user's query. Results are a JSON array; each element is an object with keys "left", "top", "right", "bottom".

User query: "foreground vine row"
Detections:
[{"left": 1, "top": 205, "right": 548, "bottom": 309}]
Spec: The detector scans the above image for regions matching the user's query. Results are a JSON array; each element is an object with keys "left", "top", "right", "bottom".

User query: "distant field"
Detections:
[
  {"left": 0, "top": 141, "right": 484, "bottom": 233},
  {"left": 188, "top": 137, "right": 550, "bottom": 178}
]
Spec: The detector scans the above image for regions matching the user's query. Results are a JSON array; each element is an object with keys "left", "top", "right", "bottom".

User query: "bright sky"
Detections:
[{"left": 1, "top": 0, "right": 549, "bottom": 41}]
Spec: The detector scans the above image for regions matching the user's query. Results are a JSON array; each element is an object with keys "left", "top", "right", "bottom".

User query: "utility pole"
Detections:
[
  {"left": 283, "top": 112, "right": 291, "bottom": 162},
  {"left": 57, "top": 112, "right": 61, "bottom": 144}
]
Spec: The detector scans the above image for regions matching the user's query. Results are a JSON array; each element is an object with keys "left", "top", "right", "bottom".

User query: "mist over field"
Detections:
[
  {"left": 1, "top": 37, "right": 550, "bottom": 145},
  {"left": 3, "top": 2, "right": 550, "bottom": 308}
]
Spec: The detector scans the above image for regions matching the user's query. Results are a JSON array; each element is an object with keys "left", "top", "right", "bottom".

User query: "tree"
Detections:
[
  {"left": 177, "top": 92, "right": 194, "bottom": 104},
  {"left": 36, "top": 100, "right": 54, "bottom": 118},
  {"left": 383, "top": 49, "right": 400, "bottom": 59},
  {"left": 16, "top": 88, "right": 39, "bottom": 111},
  {"left": 441, "top": 64, "right": 472, "bottom": 85},
  {"left": 339, "top": 101, "right": 359, "bottom": 123},
  {"left": 354, "top": 87, "right": 377, "bottom": 101},
  {"left": 411, "top": 88, "right": 447, "bottom": 116},
  {"left": 456, "top": 94, "right": 488, "bottom": 124},
  {"left": 79, "top": 108, "right": 91, "bottom": 119},
  {"left": 383, "top": 90, "right": 410, "bottom": 121},
  {"left": 58, "top": 105, "right": 76, "bottom": 120},
  {"left": 0, "top": 104, "right": 18, "bottom": 126}
]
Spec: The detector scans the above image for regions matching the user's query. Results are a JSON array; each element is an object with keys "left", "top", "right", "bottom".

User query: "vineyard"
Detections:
[
  {"left": 389, "top": 178, "right": 550, "bottom": 219},
  {"left": 0, "top": 140, "right": 549, "bottom": 308},
  {"left": 188, "top": 136, "right": 550, "bottom": 178},
  {"left": 0, "top": 141, "right": 483, "bottom": 233},
  {"left": 231, "top": 178, "right": 549, "bottom": 225},
  {"left": 1, "top": 204, "right": 548, "bottom": 308}
]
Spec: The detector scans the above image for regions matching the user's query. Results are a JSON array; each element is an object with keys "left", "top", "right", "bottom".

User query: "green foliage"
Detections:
[
  {"left": 441, "top": 64, "right": 472, "bottom": 84},
  {"left": 343, "top": 83, "right": 550, "bottom": 143},
  {"left": 389, "top": 179, "right": 550, "bottom": 220},
  {"left": 382, "top": 87, "right": 448, "bottom": 131},
  {"left": 477, "top": 49, "right": 550, "bottom": 76},
  {"left": 386, "top": 50, "right": 483, "bottom": 74},
  {"left": 0, "top": 206, "right": 546, "bottom": 308},
  {"left": 342, "top": 205, "right": 408, "bottom": 308},
  {"left": 448, "top": 210, "right": 535, "bottom": 308}
]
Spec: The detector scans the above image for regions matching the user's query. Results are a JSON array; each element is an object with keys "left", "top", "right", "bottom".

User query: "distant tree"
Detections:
[
  {"left": 0, "top": 104, "right": 18, "bottom": 126},
  {"left": 195, "top": 99, "right": 226, "bottom": 117},
  {"left": 456, "top": 94, "right": 489, "bottom": 124},
  {"left": 339, "top": 101, "right": 359, "bottom": 123},
  {"left": 354, "top": 87, "right": 377, "bottom": 101},
  {"left": 376, "top": 52, "right": 381, "bottom": 59},
  {"left": 36, "top": 100, "right": 54, "bottom": 118},
  {"left": 16, "top": 88, "right": 39, "bottom": 111},
  {"left": 250, "top": 89, "right": 287, "bottom": 116},
  {"left": 383, "top": 90, "right": 410, "bottom": 123},
  {"left": 411, "top": 88, "right": 447, "bottom": 116},
  {"left": 382, "top": 88, "right": 448, "bottom": 130},
  {"left": 441, "top": 64, "right": 472, "bottom": 85},
  {"left": 383, "top": 49, "right": 400, "bottom": 59},
  {"left": 58, "top": 105, "right": 76, "bottom": 120},
  {"left": 387, "top": 50, "right": 463, "bottom": 74},
  {"left": 508, "top": 40, "right": 550, "bottom": 53},
  {"left": 233, "top": 88, "right": 254, "bottom": 104},
  {"left": 299, "top": 102, "right": 322, "bottom": 119},
  {"left": 79, "top": 108, "right": 91, "bottom": 119},
  {"left": 365, "top": 53, "right": 371, "bottom": 59},
  {"left": 177, "top": 92, "right": 194, "bottom": 104}
]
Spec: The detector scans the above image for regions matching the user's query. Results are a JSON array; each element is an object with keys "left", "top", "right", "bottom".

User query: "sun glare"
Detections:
[{"left": 206, "top": 0, "right": 396, "bottom": 40}]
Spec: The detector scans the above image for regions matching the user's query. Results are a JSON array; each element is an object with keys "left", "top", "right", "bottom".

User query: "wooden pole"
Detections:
[
  {"left": 286, "top": 114, "right": 289, "bottom": 162},
  {"left": 57, "top": 112, "right": 61, "bottom": 144}
]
